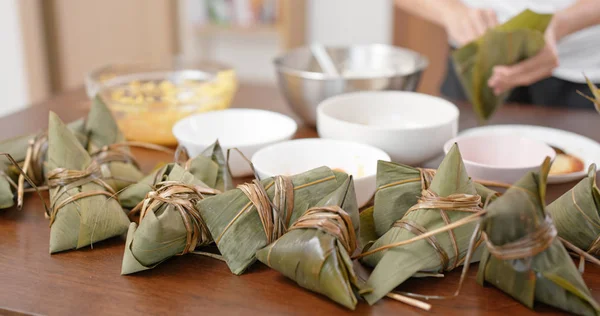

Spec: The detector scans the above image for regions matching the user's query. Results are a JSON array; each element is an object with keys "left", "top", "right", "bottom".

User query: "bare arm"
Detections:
[
  {"left": 554, "top": 0, "right": 600, "bottom": 40},
  {"left": 489, "top": 0, "right": 600, "bottom": 95},
  {"left": 394, "top": 0, "right": 498, "bottom": 45}
]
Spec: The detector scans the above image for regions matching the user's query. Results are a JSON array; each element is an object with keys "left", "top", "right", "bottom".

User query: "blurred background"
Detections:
[{"left": 1, "top": 0, "right": 446, "bottom": 117}]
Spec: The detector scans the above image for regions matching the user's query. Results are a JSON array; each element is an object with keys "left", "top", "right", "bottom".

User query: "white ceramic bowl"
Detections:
[
  {"left": 173, "top": 109, "right": 297, "bottom": 177},
  {"left": 317, "top": 91, "right": 459, "bottom": 165},
  {"left": 252, "top": 138, "right": 391, "bottom": 207},
  {"left": 443, "top": 135, "right": 556, "bottom": 184}
]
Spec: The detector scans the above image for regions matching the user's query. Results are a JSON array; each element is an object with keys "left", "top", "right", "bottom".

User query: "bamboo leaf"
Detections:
[
  {"left": 548, "top": 164, "right": 600, "bottom": 254},
  {"left": 47, "top": 112, "right": 129, "bottom": 253},
  {"left": 453, "top": 10, "right": 552, "bottom": 122},
  {"left": 362, "top": 144, "right": 480, "bottom": 304},
  {"left": 256, "top": 177, "right": 361, "bottom": 309},
  {"left": 121, "top": 164, "right": 213, "bottom": 275},
  {"left": 197, "top": 167, "right": 348, "bottom": 275},
  {"left": 478, "top": 160, "right": 600, "bottom": 315},
  {"left": 373, "top": 159, "right": 497, "bottom": 238},
  {"left": 118, "top": 140, "right": 230, "bottom": 209},
  {"left": 359, "top": 207, "right": 377, "bottom": 251},
  {"left": 86, "top": 96, "right": 144, "bottom": 190}
]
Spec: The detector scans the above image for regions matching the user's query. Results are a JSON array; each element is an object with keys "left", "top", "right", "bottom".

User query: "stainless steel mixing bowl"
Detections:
[{"left": 274, "top": 44, "right": 429, "bottom": 125}]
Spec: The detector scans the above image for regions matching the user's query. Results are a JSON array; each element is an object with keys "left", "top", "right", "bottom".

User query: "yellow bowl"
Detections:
[{"left": 86, "top": 61, "right": 237, "bottom": 145}]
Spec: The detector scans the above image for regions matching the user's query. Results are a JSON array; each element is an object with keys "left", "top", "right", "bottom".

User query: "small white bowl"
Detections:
[
  {"left": 317, "top": 91, "right": 459, "bottom": 165},
  {"left": 173, "top": 109, "right": 297, "bottom": 177},
  {"left": 252, "top": 138, "right": 391, "bottom": 207},
  {"left": 443, "top": 135, "right": 556, "bottom": 184}
]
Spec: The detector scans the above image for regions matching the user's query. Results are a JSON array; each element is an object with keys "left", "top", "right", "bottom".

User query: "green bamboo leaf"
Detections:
[
  {"left": 373, "top": 160, "right": 497, "bottom": 237},
  {"left": 47, "top": 112, "right": 129, "bottom": 253},
  {"left": 359, "top": 207, "right": 377, "bottom": 251},
  {"left": 118, "top": 140, "right": 230, "bottom": 209},
  {"left": 0, "top": 119, "right": 86, "bottom": 209},
  {"left": 256, "top": 177, "right": 360, "bottom": 309},
  {"left": 121, "top": 164, "right": 215, "bottom": 275},
  {"left": 86, "top": 96, "right": 144, "bottom": 191},
  {"left": 373, "top": 161, "right": 423, "bottom": 236},
  {"left": 453, "top": 10, "right": 552, "bottom": 122},
  {"left": 578, "top": 76, "right": 600, "bottom": 114},
  {"left": 362, "top": 144, "right": 481, "bottom": 304},
  {"left": 478, "top": 159, "right": 600, "bottom": 315},
  {"left": 0, "top": 175, "right": 13, "bottom": 209},
  {"left": 197, "top": 167, "right": 348, "bottom": 275},
  {"left": 548, "top": 164, "right": 600, "bottom": 254}
]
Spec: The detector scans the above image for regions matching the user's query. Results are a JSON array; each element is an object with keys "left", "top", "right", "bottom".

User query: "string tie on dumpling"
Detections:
[
  {"left": 46, "top": 161, "right": 116, "bottom": 226},
  {"left": 237, "top": 175, "right": 294, "bottom": 244},
  {"left": 129, "top": 181, "right": 220, "bottom": 254}
]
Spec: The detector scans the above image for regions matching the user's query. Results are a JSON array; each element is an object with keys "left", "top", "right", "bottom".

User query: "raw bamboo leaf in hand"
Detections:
[
  {"left": 197, "top": 167, "right": 348, "bottom": 275},
  {"left": 121, "top": 164, "right": 220, "bottom": 275},
  {"left": 548, "top": 164, "right": 600, "bottom": 255},
  {"left": 85, "top": 96, "right": 144, "bottom": 191},
  {"left": 373, "top": 160, "right": 497, "bottom": 237},
  {"left": 118, "top": 140, "right": 232, "bottom": 208},
  {"left": 478, "top": 159, "right": 600, "bottom": 316},
  {"left": 453, "top": 9, "right": 552, "bottom": 122},
  {"left": 360, "top": 144, "right": 484, "bottom": 304},
  {"left": 47, "top": 112, "right": 130, "bottom": 254},
  {"left": 256, "top": 176, "right": 361, "bottom": 310}
]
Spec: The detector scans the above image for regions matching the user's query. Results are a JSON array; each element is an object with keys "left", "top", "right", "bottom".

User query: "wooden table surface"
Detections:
[{"left": 1, "top": 84, "right": 600, "bottom": 315}]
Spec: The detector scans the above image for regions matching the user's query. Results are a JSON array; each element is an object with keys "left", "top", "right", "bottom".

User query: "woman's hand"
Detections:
[
  {"left": 443, "top": 4, "right": 498, "bottom": 46},
  {"left": 487, "top": 0, "right": 600, "bottom": 95},
  {"left": 487, "top": 19, "right": 560, "bottom": 96}
]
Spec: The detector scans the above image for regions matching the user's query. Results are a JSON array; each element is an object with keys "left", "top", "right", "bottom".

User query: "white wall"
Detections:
[
  {"left": 0, "top": 0, "right": 29, "bottom": 117},
  {"left": 180, "top": 0, "right": 394, "bottom": 84},
  {"left": 308, "top": 0, "right": 393, "bottom": 45}
]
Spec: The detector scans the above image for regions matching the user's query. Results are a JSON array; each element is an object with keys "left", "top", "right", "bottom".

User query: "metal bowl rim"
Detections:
[{"left": 273, "top": 44, "right": 429, "bottom": 80}]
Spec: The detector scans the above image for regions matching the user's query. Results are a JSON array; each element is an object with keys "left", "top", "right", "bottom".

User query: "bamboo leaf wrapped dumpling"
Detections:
[
  {"left": 374, "top": 160, "right": 497, "bottom": 237},
  {"left": 197, "top": 167, "right": 348, "bottom": 275},
  {"left": 0, "top": 119, "right": 86, "bottom": 209},
  {"left": 548, "top": 164, "right": 600, "bottom": 255},
  {"left": 118, "top": 140, "right": 232, "bottom": 208},
  {"left": 85, "top": 96, "right": 144, "bottom": 190},
  {"left": 478, "top": 159, "right": 600, "bottom": 315},
  {"left": 257, "top": 176, "right": 360, "bottom": 310},
  {"left": 360, "top": 144, "right": 485, "bottom": 304},
  {"left": 181, "top": 141, "right": 233, "bottom": 192},
  {"left": 47, "top": 112, "right": 129, "bottom": 253},
  {"left": 122, "top": 164, "right": 220, "bottom": 275},
  {"left": 0, "top": 174, "right": 13, "bottom": 209}
]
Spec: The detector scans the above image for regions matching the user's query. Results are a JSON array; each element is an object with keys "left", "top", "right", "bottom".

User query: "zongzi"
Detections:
[
  {"left": 256, "top": 176, "right": 360, "bottom": 310},
  {"left": 453, "top": 10, "right": 552, "bottom": 122},
  {"left": 47, "top": 112, "right": 129, "bottom": 253},
  {"left": 0, "top": 172, "right": 14, "bottom": 209},
  {"left": 373, "top": 160, "right": 497, "bottom": 237},
  {"left": 0, "top": 119, "right": 86, "bottom": 209},
  {"left": 86, "top": 96, "right": 144, "bottom": 190},
  {"left": 198, "top": 166, "right": 348, "bottom": 275},
  {"left": 119, "top": 140, "right": 232, "bottom": 208},
  {"left": 548, "top": 164, "right": 600, "bottom": 256},
  {"left": 359, "top": 144, "right": 485, "bottom": 304},
  {"left": 478, "top": 159, "right": 600, "bottom": 316},
  {"left": 122, "top": 164, "right": 220, "bottom": 275}
]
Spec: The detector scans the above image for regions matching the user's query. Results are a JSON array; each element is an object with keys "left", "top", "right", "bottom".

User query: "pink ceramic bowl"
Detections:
[{"left": 443, "top": 135, "right": 556, "bottom": 184}]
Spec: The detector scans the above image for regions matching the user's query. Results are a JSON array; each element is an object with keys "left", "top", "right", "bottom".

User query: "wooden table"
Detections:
[{"left": 1, "top": 84, "right": 599, "bottom": 315}]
